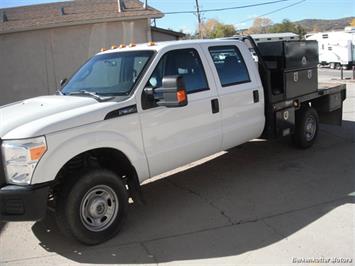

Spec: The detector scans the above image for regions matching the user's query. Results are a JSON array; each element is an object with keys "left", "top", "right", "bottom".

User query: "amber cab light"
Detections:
[{"left": 148, "top": 41, "right": 156, "bottom": 46}]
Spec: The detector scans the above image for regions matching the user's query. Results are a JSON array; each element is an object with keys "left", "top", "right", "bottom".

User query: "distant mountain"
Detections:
[{"left": 295, "top": 17, "right": 354, "bottom": 33}]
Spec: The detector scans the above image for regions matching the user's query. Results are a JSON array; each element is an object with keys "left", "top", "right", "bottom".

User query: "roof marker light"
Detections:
[
  {"left": 111, "top": 45, "right": 118, "bottom": 49},
  {"left": 119, "top": 44, "right": 126, "bottom": 48},
  {"left": 129, "top": 43, "right": 136, "bottom": 47},
  {"left": 148, "top": 41, "right": 156, "bottom": 46},
  {"left": 100, "top": 48, "right": 107, "bottom": 52}
]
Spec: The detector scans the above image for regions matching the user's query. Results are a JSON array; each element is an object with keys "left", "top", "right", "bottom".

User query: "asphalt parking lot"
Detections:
[{"left": 0, "top": 69, "right": 354, "bottom": 265}]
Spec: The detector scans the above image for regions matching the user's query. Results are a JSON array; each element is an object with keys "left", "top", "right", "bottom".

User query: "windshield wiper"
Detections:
[{"left": 68, "top": 90, "right": 114, "bottom": 101}]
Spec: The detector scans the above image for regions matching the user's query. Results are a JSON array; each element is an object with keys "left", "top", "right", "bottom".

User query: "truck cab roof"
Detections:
[{"left": 99, "top": 39, "right": 243, "bottom": 55}]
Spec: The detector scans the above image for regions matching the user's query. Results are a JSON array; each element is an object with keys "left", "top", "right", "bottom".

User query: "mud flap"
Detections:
[
  {"left": 317, "top": 107, "right": 343, "bottom": 126},
  {"left": 312, "top": 90, "right": 345, "bottom": 126},
  {"left": 127, "top": 167, "right": 145, "bottom": 206}
]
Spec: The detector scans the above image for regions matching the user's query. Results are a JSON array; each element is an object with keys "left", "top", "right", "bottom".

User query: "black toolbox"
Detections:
[{"left": 257, "top": 40, "right": 319, "bottom": 100}]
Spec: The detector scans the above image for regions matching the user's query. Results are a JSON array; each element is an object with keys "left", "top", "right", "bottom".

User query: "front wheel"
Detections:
[
  {"left": 56, "top": 169, "right": 128, "bottom": 245},
  {"left": 292, "top": 106, "right": 319, "bottom": 149}
]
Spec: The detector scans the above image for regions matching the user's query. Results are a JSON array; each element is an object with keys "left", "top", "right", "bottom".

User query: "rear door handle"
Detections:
[
  {"left": 211, "top": 98, "right": 219, "bottom": 114},
  {"left": 253, "top": 90, "right": 259, "bottom": 103}
]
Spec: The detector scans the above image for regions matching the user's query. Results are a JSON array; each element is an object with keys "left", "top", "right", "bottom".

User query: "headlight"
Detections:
[{"left": 1, "top": 136, "right": 47, "bottom": 185}]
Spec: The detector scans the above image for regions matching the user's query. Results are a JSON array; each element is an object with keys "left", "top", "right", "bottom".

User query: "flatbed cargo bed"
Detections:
[
  {"left": 272, "top": 83, "right": 346, "bottom": 111},
  {"left": 264, "top": 82, "right": 346, "bottom": 139}
]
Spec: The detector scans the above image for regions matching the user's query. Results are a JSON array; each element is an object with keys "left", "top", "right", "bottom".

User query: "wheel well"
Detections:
[
  {"left": 53, "top": 148, "right": 142, "bottom": 204},
  {"left": 297, "top": 102, "right": 311, "bottom": 111}
]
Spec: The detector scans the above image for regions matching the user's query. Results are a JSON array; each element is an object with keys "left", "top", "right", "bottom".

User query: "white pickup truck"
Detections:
[{"left": 0, "top": 37, "right": 346, "bottom": 245}]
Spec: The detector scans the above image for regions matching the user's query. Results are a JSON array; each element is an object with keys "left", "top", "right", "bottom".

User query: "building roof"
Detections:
[
  {"left": 151, "top": 26, "right": 185, "bottom": 38},
  {"left": 0, "top": 0, "right": 163, "bottom": 34}
]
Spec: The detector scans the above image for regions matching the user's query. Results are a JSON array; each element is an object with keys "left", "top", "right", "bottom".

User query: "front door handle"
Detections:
[{"left": 211, "top": 98, "right": 219, "bottom": 114}]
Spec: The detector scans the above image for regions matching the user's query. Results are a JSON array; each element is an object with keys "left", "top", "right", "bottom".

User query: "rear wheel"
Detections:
[
  {"left": 329, "top": 62, "right": 336, "bottom": 69},
  {"left": 56, "top": 168, "right": 128, "bottom": 245},
  {"left": 292, "top": 106, "right": 319, "bottom": 149}
]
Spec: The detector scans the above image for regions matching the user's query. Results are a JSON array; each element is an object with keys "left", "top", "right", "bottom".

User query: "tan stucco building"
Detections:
[{"left": 0, "top": 0, "right": 183, "bottom": 105}]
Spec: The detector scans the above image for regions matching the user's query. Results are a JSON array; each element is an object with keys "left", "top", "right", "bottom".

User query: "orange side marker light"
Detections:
[
  {"left": 177, "top": 90, "right": 187, "bottom": 103},
  {"left": 30, "top": 145, "right": 47, "bottom": 161}
]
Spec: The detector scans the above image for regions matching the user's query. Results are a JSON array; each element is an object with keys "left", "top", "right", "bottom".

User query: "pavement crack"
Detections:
[
  {"left": 140, "top": 242, "right": 158, "bottom": 265},
  {"left": 167, "top": 178, "right": 234, "bottom": 225},
  {"left": 0, "top": 254, "right": 58, "bottom": 264},
  {"left": 261, "top": 219, "right": 286, "bottom": 238}
]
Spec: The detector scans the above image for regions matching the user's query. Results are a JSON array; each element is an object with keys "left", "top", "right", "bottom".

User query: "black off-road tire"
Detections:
[
  {"left": 292, "top": 106, "right": 319, "bottom": 149},
  {"left": 55, "top": 168, "right": 128, "bottom": 245}
]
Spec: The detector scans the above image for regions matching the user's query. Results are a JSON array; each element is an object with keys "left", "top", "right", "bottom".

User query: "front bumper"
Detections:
[
  {"left": 0, "top": 184, "right": 49, "bottom": 221},
  {"left": 0, "top": 138, "right": 49, "bottom": 221}
]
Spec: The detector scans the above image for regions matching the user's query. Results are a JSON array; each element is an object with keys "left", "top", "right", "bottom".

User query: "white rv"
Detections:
[{"left": 306, "top": 27, "right": 355, "bottom": 69}]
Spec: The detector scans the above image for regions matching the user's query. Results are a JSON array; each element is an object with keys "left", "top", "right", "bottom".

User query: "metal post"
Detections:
[
  {"left": 117, "top": 0, "right": 122, "bottom": 12},
  {"left": 0, "top": 11, "right": 8, "bottom": 22},
  {"left": 352, "top": 66, "right": 355, "bottom": 80},
  {"left": 340, "top": 68, "right": 343, "bottom": 80},
  {"left": 60, "top": 7, "right": 65, "bottom": 16}
]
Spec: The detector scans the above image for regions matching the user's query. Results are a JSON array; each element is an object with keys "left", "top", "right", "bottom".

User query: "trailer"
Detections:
[{"left": 306, "top": 27, "right": 355, "bottom": 69}]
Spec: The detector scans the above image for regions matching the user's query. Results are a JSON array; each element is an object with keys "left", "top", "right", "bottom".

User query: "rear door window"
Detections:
[{"left": 209, "top": 46, "right": 251, "bottom": 87}]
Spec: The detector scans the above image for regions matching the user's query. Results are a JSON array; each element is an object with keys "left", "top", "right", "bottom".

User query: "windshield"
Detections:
[{"left": 62, "top": 50, "right": 154, "bottom": 96}]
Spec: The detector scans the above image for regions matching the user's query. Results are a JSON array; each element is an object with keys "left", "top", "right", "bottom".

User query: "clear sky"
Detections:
[{"left": 0, "top": 0, "right": 354, "bottom": 33}]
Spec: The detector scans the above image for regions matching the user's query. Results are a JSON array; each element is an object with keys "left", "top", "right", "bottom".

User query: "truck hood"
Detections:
[{"left": 0, "top": 95, "right": 117, "bottom": 139}]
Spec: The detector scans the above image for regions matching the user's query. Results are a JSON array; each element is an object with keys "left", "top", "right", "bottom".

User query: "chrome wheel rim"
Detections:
[
  {"left": 80, "top": 185, "right": 119, "bottom": 232},
  {"left": 305, "top": 116, "right": 316, "bottom": 141}
]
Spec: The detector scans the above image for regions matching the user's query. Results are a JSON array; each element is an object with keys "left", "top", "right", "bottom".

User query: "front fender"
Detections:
[{"left": 31, "top": 129, "right": 149, "bottom": 185}]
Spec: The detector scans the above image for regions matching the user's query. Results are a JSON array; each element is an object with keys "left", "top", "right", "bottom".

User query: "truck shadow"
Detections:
[
  {"left": 0, "top": 222, "right": 6, "bottom": 235},
  {"left": 32, "top": 121, "right": 355, "bottom": 264}
]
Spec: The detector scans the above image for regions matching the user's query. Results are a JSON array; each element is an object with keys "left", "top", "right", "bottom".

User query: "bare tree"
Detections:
[
  {"left": 200, "top": 19, "right": 236, "bottom": 39},
  {"left": 247, "top": 17, "right": 273, "bottom": 34}
]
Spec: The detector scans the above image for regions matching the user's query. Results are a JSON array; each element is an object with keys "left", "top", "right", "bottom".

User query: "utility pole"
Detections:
[{"left": 195, "top": 0, "right": 203, "bottom": 38}]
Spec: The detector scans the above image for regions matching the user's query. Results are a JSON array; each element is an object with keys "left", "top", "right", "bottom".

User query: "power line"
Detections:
[
  {"left": 164, "top": 0, "right": 292, "bottom": 15},
  {"left": 239, "top": 0, "right": 307, "bottom": 23}
]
